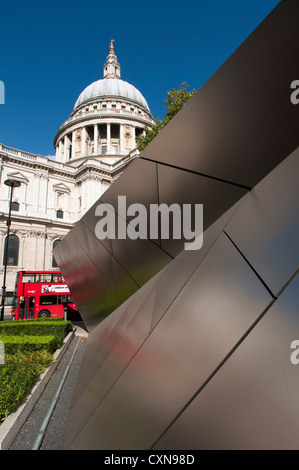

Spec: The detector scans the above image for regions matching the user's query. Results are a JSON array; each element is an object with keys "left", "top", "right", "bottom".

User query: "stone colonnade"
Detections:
[{"left": 57, "top": 123, "right": 145, "bottom": 161}]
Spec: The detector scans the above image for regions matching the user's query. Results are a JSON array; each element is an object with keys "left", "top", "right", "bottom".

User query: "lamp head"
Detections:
[{"left": 4, "top": 179, "right": 21, "bottom": 188}]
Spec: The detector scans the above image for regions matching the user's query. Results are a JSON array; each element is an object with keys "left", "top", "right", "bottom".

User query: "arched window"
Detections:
[
  {"left": 3, "top": 234, "right": 19, "bottom": 266},
  {"left": 56, "top": 210, "right": 64, "bottom": 219},
  {"left": 52, "top": 239, "right": 61, "bottom": 268}
]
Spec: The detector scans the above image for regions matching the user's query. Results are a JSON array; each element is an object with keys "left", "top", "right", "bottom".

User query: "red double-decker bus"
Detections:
[{"left": 11, "top": 270, "right": 79, "bottom": 320}]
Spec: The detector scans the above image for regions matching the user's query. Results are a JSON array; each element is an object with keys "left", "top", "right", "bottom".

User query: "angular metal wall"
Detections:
[{"left": 55, "top": 0, "right": 299, "bottom": 450}]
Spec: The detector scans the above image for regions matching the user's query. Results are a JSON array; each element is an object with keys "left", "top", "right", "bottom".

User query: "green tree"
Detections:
[{"left": 136, "top": 82, "right": 197, "bottom": 151}]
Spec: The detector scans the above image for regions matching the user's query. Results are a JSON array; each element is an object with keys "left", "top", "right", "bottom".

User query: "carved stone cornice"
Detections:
[
  {"left": 0, "top": 153, "right": 75, "bottom": 180},
  {"left": 25, "top": 230, "right": 47, "bottom": 239}
]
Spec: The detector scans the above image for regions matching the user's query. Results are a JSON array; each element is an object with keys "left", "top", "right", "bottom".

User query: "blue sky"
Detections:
[{"left": 0, "top": 0, "right": 281, "bottom": 157}]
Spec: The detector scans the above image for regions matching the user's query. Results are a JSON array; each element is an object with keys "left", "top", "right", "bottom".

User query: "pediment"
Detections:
[
  {"left": 52, "top": 182, "right": 71, "bottom": 194},
  {"left": 6, "top": 171, "right": 29, "bottom": 183}
]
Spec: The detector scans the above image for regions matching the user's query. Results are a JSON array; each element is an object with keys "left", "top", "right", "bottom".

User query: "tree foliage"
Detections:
[{"left": 136, "top": 82, "right": 197, "bottom": 152}]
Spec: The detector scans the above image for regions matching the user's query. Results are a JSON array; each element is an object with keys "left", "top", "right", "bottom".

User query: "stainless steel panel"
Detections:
[
  {"left": 80, "top": 159, "right": 159, "bottom": 255},
  {"left": 148, "top": 196, "right": 247, "bottom": 329},
  {"left": 54, "top": 230, "right": 82, "bottom": 282},
  {"left": 63, "top": 198, "right": 245, "bottom": 440},
  {"left": 82, "top": 199, "right": 173, "bottom": 286},
  {"left": 109, "top": 222, "right": 173, "bottom": 287},
  {"left": 99, "top": 158, "right": 163, "bottom": 255},
  {"left": 55, "top": 202, "right": 172, "bottom": 329},
  {"left": 226, "top": 148, "right": 299, "bottom": 296},
  {"left": 57, "top": 230, "right": 121, "bottom": 331},
  {"left": 58, "top": 215, "right": 160, "bottom": 327},
  {"left": 74, "top": 220, "right": 141, "bottom": 303},
  {"left": 54, "top": 232, "right": 85, "bottom": 298},
  {"left": 154, "top": 273, "right": 299, "bottom": 450},
  {"left": 157, "top": 163, "right": 248, "bottom": 257},
  {"left": 65, "top": 234, "right": 272, "bottom": 449},
  {"left": 80, "top": 202, "right": 114, "bottom": 255},
  {"left": 74, "top": 303, "right": 130, "bottom": 392},
  {"left": 141, "top": 0, "right": 299, "bottom": 188},
  {"left": 61, "top": 271, "right": 163, "bottom": 448},
  {"left": 71, "top": 221, "right": 116, "bottom": 294},
  {"left": 110, "top": 255, "right": 139, "bottom": 302},
  {"left": 70, "top": 288, "right": 150, "bottom": 403},
  {"left": 99, "top": 158, "right": 159, "bottom": 213}
]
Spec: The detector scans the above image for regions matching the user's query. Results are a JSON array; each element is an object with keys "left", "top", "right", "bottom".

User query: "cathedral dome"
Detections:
[
  {"left": 54, "top": 40, "right": 154, "bottom": 165},
  {"left": 74, "top": 78, "right": 150, "bottom": 112}
]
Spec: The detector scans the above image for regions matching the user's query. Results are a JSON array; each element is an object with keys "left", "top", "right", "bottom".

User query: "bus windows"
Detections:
[
  {"left": 40, "top": 273, "right": 59, "bottom": 283},
  {"left": 51, "top": 273, "right": 59, "bottom": 282},
  {"left": 19, "top": 297, "right": 25, "bottom": 319},
  {"left": 12, "top": 295, "right": 18, "bottom": 309},
  {"left": 27, "top": 296, "right": 35, "bottom": 318},
  {"left": 40, "top": 295, "right": 57, "bottom": 306},
  {"left": 58, "top": 294, "right": 74, "bottom": 304},
  {"left": 22, "top": 273, "right": 38, "bottom": 283}
]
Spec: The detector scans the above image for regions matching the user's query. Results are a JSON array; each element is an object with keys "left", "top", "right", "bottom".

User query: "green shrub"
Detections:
[
  {"left": 0, "top": 350, "right": 53, "bottom": 421},
  {"left": 0, "top": 320, "right": 73, "bottom": 349},
  {"left": 0, "top": 319, "right": 73, "bottom": 422},
  {"left": 0, "top": 335, "right": 57, "bottom": 354}
]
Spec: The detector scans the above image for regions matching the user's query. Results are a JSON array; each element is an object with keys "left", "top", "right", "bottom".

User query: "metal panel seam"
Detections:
[
  {"left": 223, "top": 230, "right": 277, "bottom": 299},
  {"left": 140, "top": 156, "right": 252, "bottom": 191},
  {"left": 150, "top": 296, "right": 276, "bottom": 450}
]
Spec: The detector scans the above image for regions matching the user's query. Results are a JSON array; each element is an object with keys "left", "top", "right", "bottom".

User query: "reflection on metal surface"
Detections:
[
  {"left": 63, "top": 235, "right": 273, "bottom": 450},
  {"left": 57, "top": 0, "right": 299, "bottom": 450},
  {"left": 156, "top": 164, "right": 247, "bottom": 256},
  {"left": 154, "top": 274, "right": 299, "bottom": 450},
  {"left": 225, "top": 148, "right": 299, "bottom": 297}
]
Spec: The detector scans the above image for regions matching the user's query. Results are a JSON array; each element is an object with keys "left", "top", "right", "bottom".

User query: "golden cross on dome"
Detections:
[{"left": 110, "top": 39, "right": 115, "bottom": 53}]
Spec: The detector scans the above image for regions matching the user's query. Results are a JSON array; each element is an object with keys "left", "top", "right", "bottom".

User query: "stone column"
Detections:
[
  {"left": 64, "top": 135, "right": 68, "bottom": 161},
  {"left": 107, "top": 123, "right": 111, "bottom": 154},
  {"left": 20, "top": 233, "right": 26, "bottom": 269},
  {"left": 94, "top": 124, "right": 98, "bottom": 155},
  {"left": 131, "top": 126, "right": 136, "bottom": 149},
  {"left": 82, "top": 127, "right": 87, "bottom": 156},
  {"left": 120, "top": 124, "right": 124, "bottom": 154},
  {"left": 72, "top": 131, "right": 75, "bottom": 159},
  {"left": 23, "top": 181, "right": 28, "bottom": 213},
  {"left": 59, "top": 140, "right": 62, "bottom": 161}
]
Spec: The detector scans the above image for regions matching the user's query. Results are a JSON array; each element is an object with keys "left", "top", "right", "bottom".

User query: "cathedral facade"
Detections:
[{"left": 0, "top": 41, "right": 154, "bottom": 307}]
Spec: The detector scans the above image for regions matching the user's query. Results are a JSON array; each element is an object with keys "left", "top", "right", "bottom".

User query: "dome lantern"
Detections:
[{"left": 103, "top": 40, "right": 121, "bottom": 79}]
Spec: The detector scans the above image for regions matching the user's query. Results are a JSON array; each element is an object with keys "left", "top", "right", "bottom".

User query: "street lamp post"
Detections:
[{"left": 0, "top": 179, "right": 21, "bottom": 321}]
